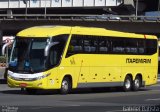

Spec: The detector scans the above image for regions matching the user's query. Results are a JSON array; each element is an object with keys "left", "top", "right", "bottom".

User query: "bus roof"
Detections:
[
  {"left": 17, "top": 25, "right": 157, "bottom": 39},
  {"left": 17, "top": 26, "right": 71, "bottom": 38}
]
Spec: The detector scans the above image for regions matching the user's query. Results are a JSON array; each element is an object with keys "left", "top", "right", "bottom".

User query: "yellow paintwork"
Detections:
[
  {"left": 8, "top": 26, "right": 158, "bottom": 89},
  {"left": 17, "top": 26, "right": 72, "bottom": 37},
  {"left": 158, "top": 41, "right": 160, "bottom": 46}
]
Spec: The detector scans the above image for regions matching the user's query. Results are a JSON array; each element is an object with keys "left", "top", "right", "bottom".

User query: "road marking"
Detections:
[{"left": 146, "top": 98, "right": 160, "bottom": 101}]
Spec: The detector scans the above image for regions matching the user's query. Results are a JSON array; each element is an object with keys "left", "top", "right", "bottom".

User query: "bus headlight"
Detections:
[{"left": 35, "top": 73, "right": 51, "bottom": 80}]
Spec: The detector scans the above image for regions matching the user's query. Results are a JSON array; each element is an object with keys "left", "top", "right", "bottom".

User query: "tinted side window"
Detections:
[
  {"left": 46, "top": 35, "right": 68, "bottom": 69},
  {"left": 146, "top": 39, "right": 157, "bottom": 55},
  {"left": 112, "top": 38, "right": 125, "bottom": 53},
  {"left": 67, "top": 35, "right": 83, "bottom": 57},
  {"left": 99, "top": 38, "right": 110, "bottom": 53},
  {"left": 83, "top": 37, "right": 91, "bottom": 52},
  {"left": 91, "top": 37, "right": 99, "bottom": 53},
  {"left": 83, "top": 36, "right": 98, "bottom": 53},
  {"left": 137, "top": 39, "right": 146, "bottom": 54},
  {"left": 125, "top": 39, "right": 138, "bottom": 54},
  {"left": 67, "top": 35, "right": 157, "bottom": 57}
]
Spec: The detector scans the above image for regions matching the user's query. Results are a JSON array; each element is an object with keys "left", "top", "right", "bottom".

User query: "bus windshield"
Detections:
[
  {"left": 9, "top": 38, "right": 47, "bottom": 73},
  {"left": 9, "top": 35, "right": 68, "bottom": 73}
]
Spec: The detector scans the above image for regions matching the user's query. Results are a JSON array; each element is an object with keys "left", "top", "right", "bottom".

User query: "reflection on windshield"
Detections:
[
  {"left": 9, "top": 38, "right": 47, "bottom": 73},
  {"left": 9, "top": 35, "right": 68, "bottom": 73},
  {"left": 45, "top": 35, "right": 68, "bottom": 69}
]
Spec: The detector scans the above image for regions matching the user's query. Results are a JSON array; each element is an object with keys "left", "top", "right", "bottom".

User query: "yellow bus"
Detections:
[{"left": 7, "top": 26, "right": 158, "bottom": 94}]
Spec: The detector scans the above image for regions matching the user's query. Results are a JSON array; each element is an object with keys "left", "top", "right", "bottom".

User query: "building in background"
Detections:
[{"left": 0, "top": 0, "right": 159, "bottom": 15}]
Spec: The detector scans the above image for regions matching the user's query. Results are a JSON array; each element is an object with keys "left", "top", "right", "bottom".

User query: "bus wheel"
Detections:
[
  {"left": 132, "top": 76, "right": 141, "bottom": 91},
  {"left": 60, "top": 77, "right": 71, "bottom": 95},
  {"left": 123, "top": 76, "right": 132, "bottom": 92},
  {"left": 26, "top": 88, "right": 37, "bottom": 95}
]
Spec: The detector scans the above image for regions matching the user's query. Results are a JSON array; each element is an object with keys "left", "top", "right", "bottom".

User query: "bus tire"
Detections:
[
  {"left": 60, "top": 77, "right": 71, "bottom": 95},
  {"left": 132, "top": 76, "right": 141, "bottom": 91},
  {"left": 26, "top": 88, "right": 37, "bottom": 95},
  {"left": 123, "top": 75, "right": 132, "bottom": 92}
]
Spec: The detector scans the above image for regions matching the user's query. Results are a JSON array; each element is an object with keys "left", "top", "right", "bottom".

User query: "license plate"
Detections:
[{"left": 20, "top": 83, "right": 27, "bottom": 87}]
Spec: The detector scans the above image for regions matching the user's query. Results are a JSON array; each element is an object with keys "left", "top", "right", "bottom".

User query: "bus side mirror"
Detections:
[
  {"left": 2, "top": 42, "right": 12, "bottom": 56},
  {"left": 2, "top": 42, "right": 13, "bottom": 67},
  {"left": 44, "top": 42, "right": 59, "bottom": 57}
]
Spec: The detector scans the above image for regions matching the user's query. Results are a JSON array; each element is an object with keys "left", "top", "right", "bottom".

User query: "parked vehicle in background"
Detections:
[
  {"left": 144, "top": 11, "right": 160, "bottom": 21},
  {"left": 78, "top": 14, "right": 121, "bottom": 20}
]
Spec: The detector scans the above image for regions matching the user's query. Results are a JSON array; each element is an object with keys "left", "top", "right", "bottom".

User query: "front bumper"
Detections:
[{"left": 7, "top": 76, "right": 48, "bottom": 89}]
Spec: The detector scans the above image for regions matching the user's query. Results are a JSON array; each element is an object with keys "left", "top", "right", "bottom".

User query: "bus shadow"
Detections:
[
  {"left": 0, "top": 79, "right": 7, "bottom": 84},
  {"left": 1, "top": 89, "right": 59, "bottom": 95},
  {"left": 70, "top": 87, "right": 150, "bottom": 94},
  {"left": 1, "top": 87, "right": 151, "bottom": 95},
  {"left": 1, "top": 90, "right": 26, "bottom": 95}
]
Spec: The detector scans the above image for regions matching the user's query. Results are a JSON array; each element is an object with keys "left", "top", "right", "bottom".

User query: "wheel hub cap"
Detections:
[
  {"left": 125, "top": 79, "right": 131, "bottom": 89},
  {"left": 135, "top": 79, "right": 140, "bottom": 88},
  {"left": 62, "top": 80, "right": 68, "bottom": 90}
]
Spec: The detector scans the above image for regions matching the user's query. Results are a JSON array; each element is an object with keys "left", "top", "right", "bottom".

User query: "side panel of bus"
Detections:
[
  {"left": 62, "top": 34, "right": 158, "bottom": 89},
  {"left": 62, "top": 34, "right": 124, "bottom": 88}
]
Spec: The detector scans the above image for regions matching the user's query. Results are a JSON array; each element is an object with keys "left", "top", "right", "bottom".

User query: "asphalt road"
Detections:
[{"left": 0, "top": 81, "right": 160, "bottom": 112}]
